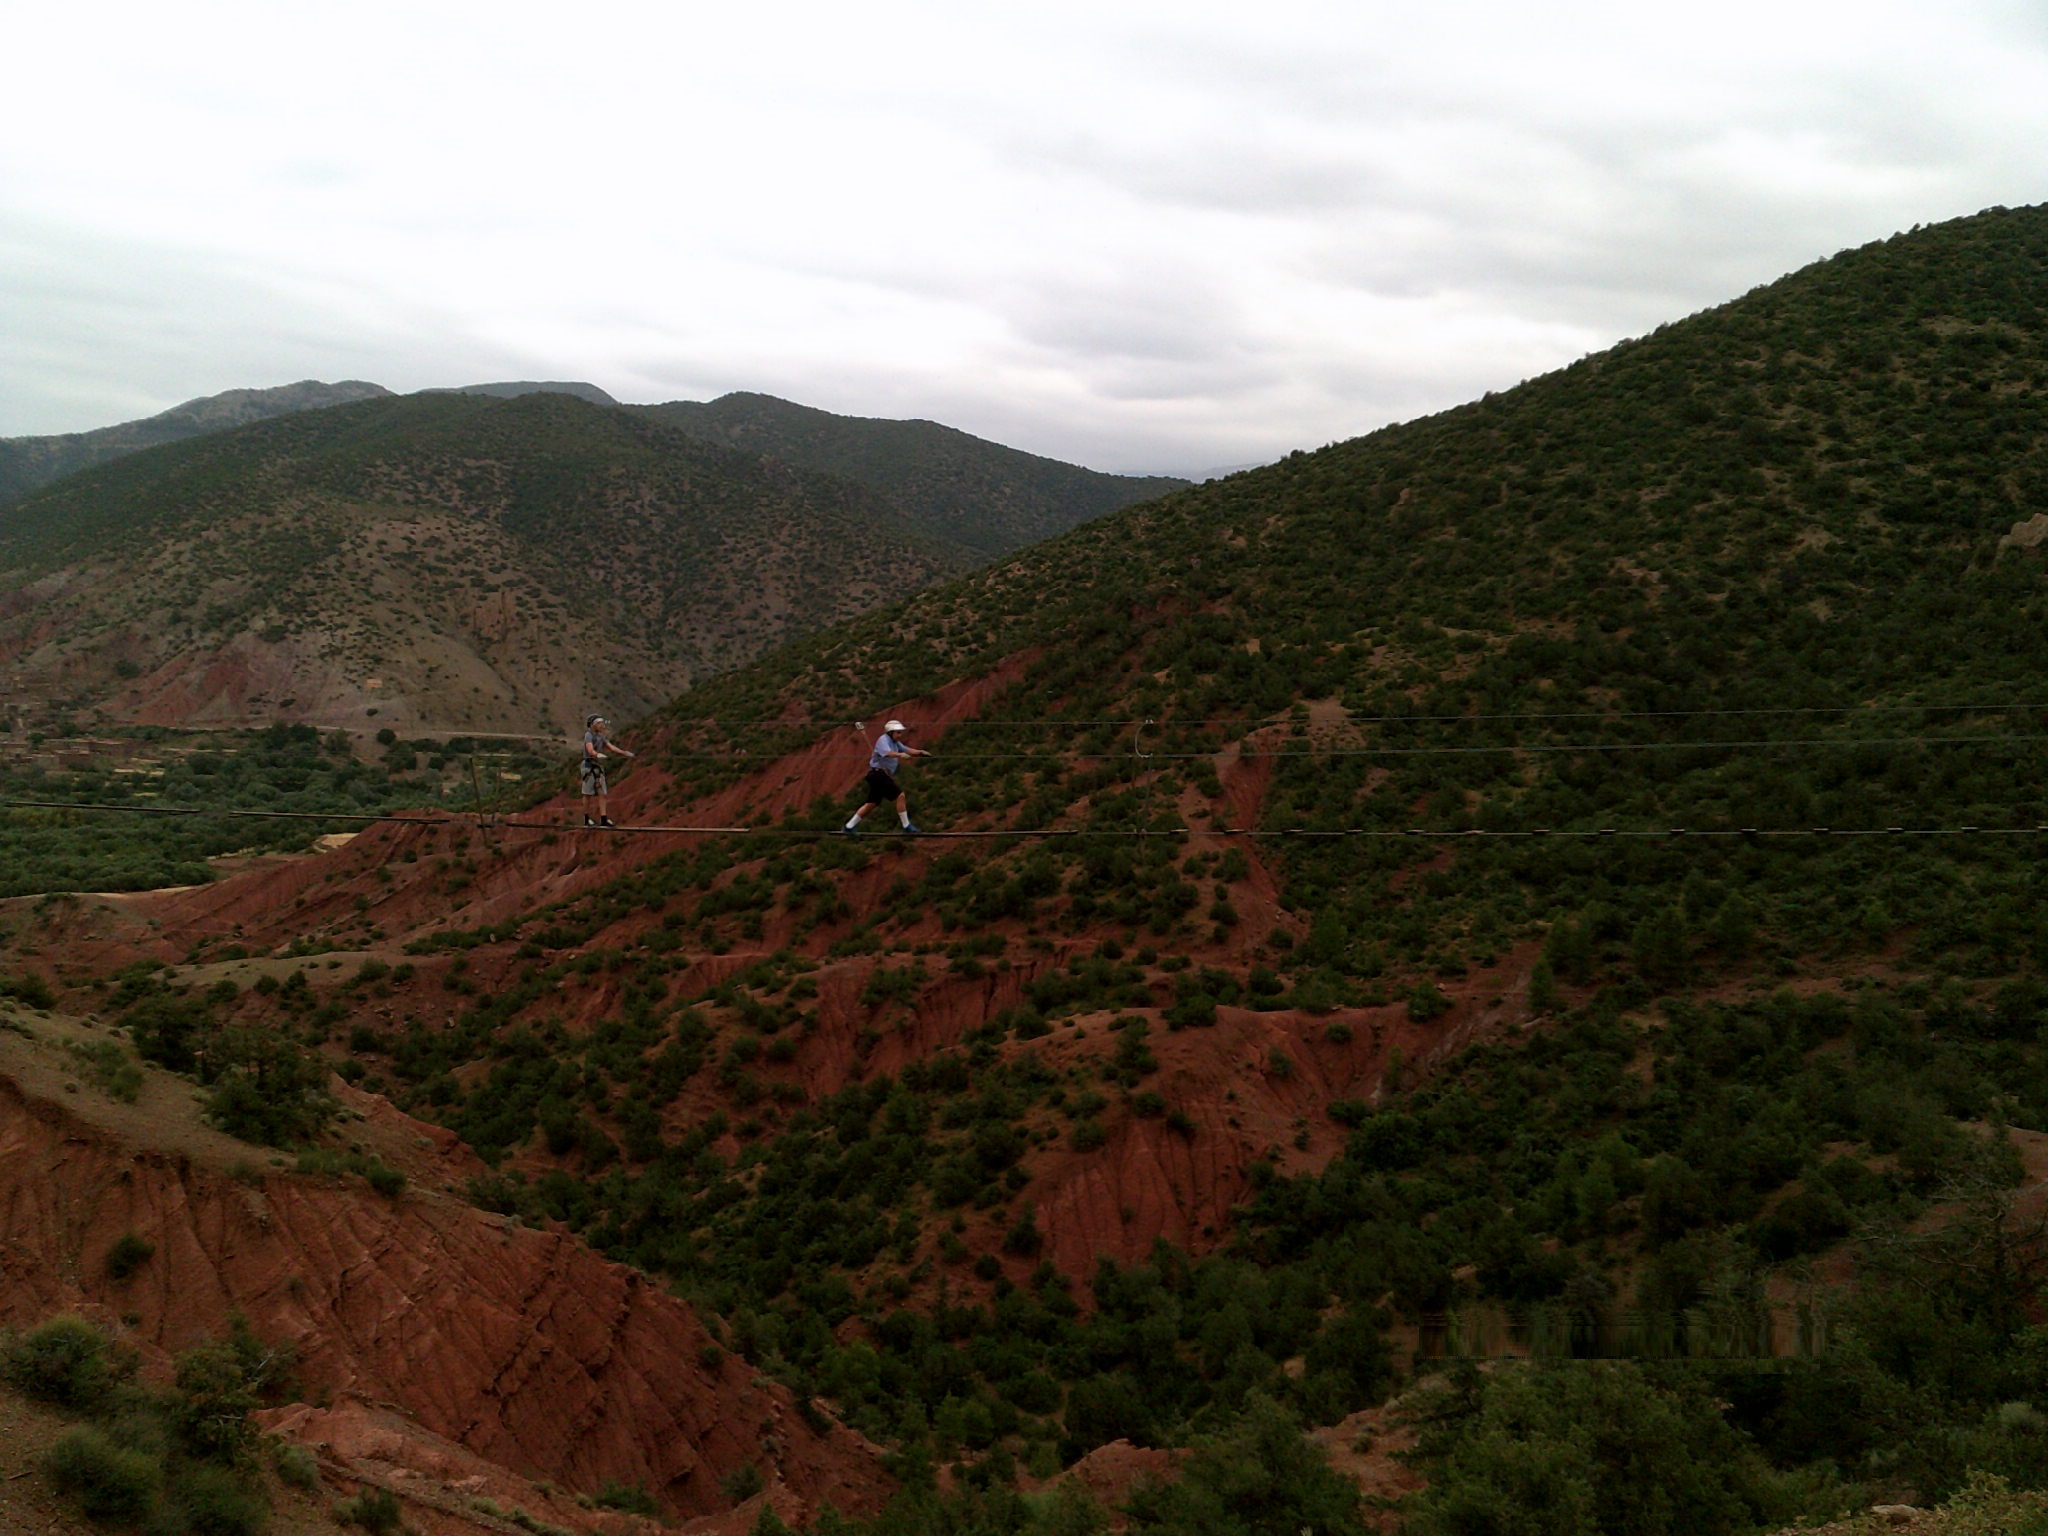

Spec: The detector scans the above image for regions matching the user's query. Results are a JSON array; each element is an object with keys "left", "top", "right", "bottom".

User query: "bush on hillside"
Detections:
[
  {"left": 172, "top": 1339, "right": 263, "bottom": 1458},
  {"left": 43, "top": 1425, "right": 161, "bottom": 1523},
  {"left": 0, "top": 969, "right": 55, "bottom": 1008},
  {"left": 170, "top": 1461, "right": 269, "bottom": 1536},
  {"left": 105, "top": 1230, "right": 155, "bottom": 1280},
  {"left": 201, "top": 1027, "right": 337, "bottom": 1146},
  {"left": 336, "top": 1484, "right": 403, "bottom": 1531},
  {"left": 1403, "top": 1362, "right": 1851, "bottom": 1536},
  {"left": 3, "top": 1314, "right": 129, "bottom": 1410},
  {"left": 594, "top": 1478, "right": 661, "bottom": 1515},
  {"left": 1123, "top": 1394, "right": 1367, "bottom": 1536}
]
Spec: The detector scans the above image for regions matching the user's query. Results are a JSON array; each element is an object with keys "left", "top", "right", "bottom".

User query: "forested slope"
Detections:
[
  {"left": 638, "top": 391, "right": 1189, "bottom": 557},
  {"left": 13, "top": 204, "right": 2048, "bottom": 1533},
  {"left": 0, "top": 380, "right": 392, "bottom": 505},
  {"left": 599, "top": 200, "right": 2048, "bottom": 1523},
  {"left": 0, "top": 391, "right": 971, "bottom": 734}
]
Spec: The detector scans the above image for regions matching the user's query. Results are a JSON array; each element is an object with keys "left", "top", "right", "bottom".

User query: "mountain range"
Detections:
[
  {"left": 7, "top": 203, "right": 2048, "bottom": 1534},
  {"left": 0, "top": 386, "right": 1186, "bottom": 737},
  {"left": 0, "top": 379, "right": 395, "bottom": 504},
  {"left": 635, "top": 392, "right": 1187, "bottom": 559}
]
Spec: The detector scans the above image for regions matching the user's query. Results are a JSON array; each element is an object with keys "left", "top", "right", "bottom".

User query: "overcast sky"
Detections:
[{"left": 4, "top": 1, "right": 2046, "bottom": 476}]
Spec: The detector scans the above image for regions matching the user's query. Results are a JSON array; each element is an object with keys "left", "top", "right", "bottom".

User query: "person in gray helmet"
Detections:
[
  {"left": 581, "top": 714, "right": 634, "bottom": 827},
  {"left": 843, "top": 719, "right": 931, "bottom": 836}
]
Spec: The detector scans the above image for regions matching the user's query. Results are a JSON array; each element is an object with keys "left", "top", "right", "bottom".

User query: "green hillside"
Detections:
[
  {"left": 434, "top": 379, "right": 620, "bottom": 405},
  {"left": 0, "top": 380, "right": 392, "bottom": 506},
  {"left": 562, "top": 204, "right": 2048, "bottom": 1522},
  {"left": 0, "top": 389, "right": 960, "bottom": 570},
  {"left": 23, "top": 204, "right": 2048, "bottom": 1533},
  {"left": 637, "top": 391, "right": 1190, "bottom": 558},
  {"left": 0, "top": 391, "right": 975, "bottom": 733},
  {"left": 656, "top": 201, "right": 2048, "bottom": 950}
]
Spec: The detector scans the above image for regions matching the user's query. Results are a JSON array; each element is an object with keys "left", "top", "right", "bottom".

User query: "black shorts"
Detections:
[{"left": 864, "top": 769, "right": 901, "bottom": 803}]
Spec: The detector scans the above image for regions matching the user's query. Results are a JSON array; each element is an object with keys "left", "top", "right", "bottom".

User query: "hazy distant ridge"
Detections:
[
  {"left": 0, "top": 390, "right": 974, "bottom": 735},
  {"left": 430, "top": 380, "right": 621, "bottom": 407},
  {"left": 0, "top": 379, "right": 394, "bottom": 504},
  {"left": 0, "top": 381, "right": 1186, "bottom": 559},
  {"left": 638, "top": 391, "right": 1190, "bottom": 558}
]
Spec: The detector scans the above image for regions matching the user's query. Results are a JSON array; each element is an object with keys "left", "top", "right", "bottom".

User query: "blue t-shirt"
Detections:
[{"left": 868, "top": 732, "right": 909, "bottom": 774}]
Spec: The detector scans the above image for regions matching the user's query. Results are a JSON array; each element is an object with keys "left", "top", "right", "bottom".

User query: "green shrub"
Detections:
[
  {"left": 43, "top": 1424, "right": 160, "bottom": 1522},
  {"left": 594, "top": 1478, "right": 661, "bottom": 1514},
  {"left": 272, "top": 1441, "right": 322, "bottom": 1489},
  {"left": 296, "top": 1147, "right": 404, "bottom": 1196},
  {"left": 1923, "top": 1473, "right": 2048, "bottom": 1536},
  {"left": 66, "top": 1039, "right": 143, "bottom": 1102},
  {"left": 336, "top": 1484, "right": 403, "bottom": 1532},
  {"left": 105, "top": 1230, "right": 156, "bottom": 1281},
  {"left": 170, "top": 1461, "right": 269, "bottom": 1536},
  {"left": 202, "top": 1030, "right": 337, "bottom": 1146},
  {"left": 1405, "top": 981, "right": 1451, "bottom": 1022},
  {"left": 173, "top": 1342, "right": 260, "bottom": 1459},
  {"left": 0, "top": 969, "right": 55, "bottom": 1009},
  {"left": 505, "top": 1509, "right": 573, "bottom": 1536},
  {"left": 720, "top": 1462, "right": 766, "bottom": 1502},
  {"left": 4, "top": 1314, "right": 124, "bottom": 1409},
  {"left": 123, "top": 993, "right": 216, "bottom": 1074},
  {"left": 171, "top": 1320, "right": 295, "bottom": 1460},
  {"left": 1004, "top": 1206, "right": 1045, "bottom": 1256},
  {"left": 364, "top": 1161, "right": 407, "bottom": 1198},
  {"left": 1123, "top": 1394, "right": 1365, "bottom": 1536},
  {"left": 1404, "top": 1362, "right": 1840, "bottom": 1536}
]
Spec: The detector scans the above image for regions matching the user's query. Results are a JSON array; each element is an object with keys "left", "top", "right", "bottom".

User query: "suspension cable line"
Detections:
[{"left": 8, "top": 797, "right": 2048, "bottom": 845}]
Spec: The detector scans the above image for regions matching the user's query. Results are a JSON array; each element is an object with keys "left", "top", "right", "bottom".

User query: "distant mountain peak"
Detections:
[
  {"left": 636, "top": 393, "right": 1190, "bottom": 559},
  {"left": 0, "top": 379, "right": 394, "bottom": 505},
  {"left": 0, "top": 388, "right": 978, "bottom": 736},
  {"left": 436, "top": 380, "right": 620, "bottom": 407},
  {"left": 150, "top": 379, "right": 392, "bottom": 425}
]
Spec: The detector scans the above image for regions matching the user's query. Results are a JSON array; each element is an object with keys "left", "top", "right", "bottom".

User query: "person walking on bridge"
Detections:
[
  {"left": 844, "top": 720, "right": 931, "bottom": 837},
  {"left": 582, "top": 714, "right": 634, "bottom": 827}
]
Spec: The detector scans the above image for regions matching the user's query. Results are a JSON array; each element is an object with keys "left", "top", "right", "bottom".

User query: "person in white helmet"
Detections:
[
  {"left": 581, "top": 714, "right": 634, "bottom": 827},
  {"left": 843, "top": 719, "right": 931, "bottom": 836}
]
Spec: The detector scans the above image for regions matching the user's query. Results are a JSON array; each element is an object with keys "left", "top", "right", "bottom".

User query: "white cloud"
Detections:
[{"left": 3, "top": 0, "right": 2047, "bottom": 474}]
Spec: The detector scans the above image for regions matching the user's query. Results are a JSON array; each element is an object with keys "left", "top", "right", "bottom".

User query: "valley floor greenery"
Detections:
[{"left": 0, "top": 723, "right": 557, "bottom": 898}]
